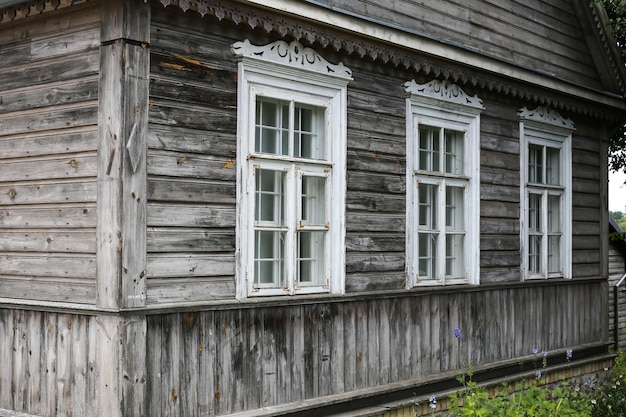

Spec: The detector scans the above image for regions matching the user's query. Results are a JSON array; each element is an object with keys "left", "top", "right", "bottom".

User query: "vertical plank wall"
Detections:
[
  {"left": 0, "top": 3, "right": 100, "bottom": 304},
  {"left": 0, "top": 309, "right": 98, "bottom": 416},
  {"left": 145, "top": 281, "right": 607, "bottom": 416}
]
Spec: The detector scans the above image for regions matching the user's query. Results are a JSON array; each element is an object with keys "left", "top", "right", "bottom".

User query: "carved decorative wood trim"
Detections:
[
  {"left": 136, "top": 0, "right": 621, "bottom": 120},
  {"left": 404, "top": 79, "right": 484, "bottom": 109},
  {"left": 0, "top": 0, "right": 620, "bottom": 120},
  {"left": 0, "top": 0, "right": 90, "bottom": 23},
  {"left": 518, "top": 106, "right": 576, "bottom": 130},
  {"left": 231, "top": 39, "right": 352, "bottom": 79}
]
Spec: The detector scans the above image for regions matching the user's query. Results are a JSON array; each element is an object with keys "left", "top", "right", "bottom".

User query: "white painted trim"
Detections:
[
  {"left": 246, "top": 0, "right": 626, "bottom": 110},
  {"left": 519, "top": 108, "right": 574, "bottom": 281},
  {"left": 405, "top": 80, "right": 482, "bottom": 288},
  {"left": 234, "top": 39, "right": 349, "bottom": 299}
]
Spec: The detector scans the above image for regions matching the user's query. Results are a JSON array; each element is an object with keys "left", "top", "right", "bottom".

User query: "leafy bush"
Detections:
[{"left": 589, "top": 351, "right": 626, "bottom": 417}]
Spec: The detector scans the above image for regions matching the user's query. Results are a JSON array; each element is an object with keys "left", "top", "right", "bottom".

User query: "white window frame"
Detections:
[
  {"left": 231, "top": 39, "right": 351, "bottom": 298},
  {"left": 405, "top": 79, "right": 483, "bottom": 287},
  {"left": 519, "top": 106, "right": 574, "bottom": 280}
]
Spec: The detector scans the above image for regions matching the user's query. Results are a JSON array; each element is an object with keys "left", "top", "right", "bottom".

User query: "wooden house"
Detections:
[
  {"left": 609, "top": 216, "right": 626, "bottom": 350},
  {"left": 1, "top": 0, "right": 625, "bottom": 416}
]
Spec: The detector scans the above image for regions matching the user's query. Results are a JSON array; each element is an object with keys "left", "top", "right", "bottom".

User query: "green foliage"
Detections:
[
  {"left": 448, "top": 370, "right": 592, "bottom": 417},
  {"left": 589, "top": 352, "right": 626, "bottom": 417},
  {"left": 598, "top": 0, "right": 626, "bottom": 175},
  {"left": 612, "top": 210, "right": 626, "bottom": 231}
]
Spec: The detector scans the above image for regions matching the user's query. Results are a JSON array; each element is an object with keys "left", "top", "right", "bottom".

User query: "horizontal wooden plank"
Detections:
[
  {"left": 147, "top": 204, "right": 235, "bottom": 227},
  {"left": 31, "top": 27, "right": 100, "bottom": 60},
  {"left": 346, "top": 213, "right": 405, "bottom": 232},
  {"left": 147, "top": 151, "right": 235, "bottom": 181},
  {"left": 346, "top": 192, "right": 405, "bottom": 213},
  {"left": 345, "top": 233, "right": 405, "bottom": 252},
  {"left": 480, "top": 251, "right": 520, "bottom": 267},
  {"left": 0, "top": 230, "right": 95, "bottom": 253},
  {"left": 0, "top": 253, "right": 96, "bottom": 278},
  {"left": 146, "top": 277, "right": 236, "bottom": 304},
  {"left": 480, "top": 236, "right": 520, "bottom": 251},
  {"left": 345, "top": 271, "right": 406, "bottom": 292},
  {"left": 347, "top": 172, "right": 405, "bottom": 194},
  {"left": 347, "top": 149, "right": 404, "bottom": 175},
  {"left": 480, "top": 267, "right": 522, "bottom": 283},
  {"left": 148, "top": 101, "right": 236, "bottom": 132},
  {"left": 149, "top": 67, "right": 236, "bottom": 107},
  {"left": 0, "top": 205, "right": 96, "bottom": 228},
  {"left": 0, "top": 77, "right": 98, "bottom": 113},
  {"left": 0, "top": 153, "right": 97, "bottom": 182},
  {"left": 346, "top": 252, "right": 405, "bottom": 273},
  {"left": 0, "top": 52, "right": 99, "bottom": 92},
  {"left": 0, "top": 127, "right": 98, "bottom": 159},
  {"left": 0, "top": 179, "right": 96, "bottom": 205},
  {"left": 0, "top": 102, "right": 98, "bottom": 137},
  {"left": 0, "top": 2, "right": 100, "bottom": 46},
  {"left": 147, "top": 254, "right": 235, "bottom": 278},
  {"left": 147, "top": 177, "right": 235, "bottom": 204},
  {"left": 0, "top": 276, "right": 95, "bottom": 304},
  {"left": 147, "top": 125, "right": 236, "bottom": 157},
  {"left": 480, "top": 201, "right": 519, "bottom": 218},
  {"left": 147, "top": 227, "right": 235, "bottom": 253}
]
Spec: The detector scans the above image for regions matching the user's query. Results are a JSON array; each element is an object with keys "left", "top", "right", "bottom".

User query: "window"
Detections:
[
  {"left": 231, "top": 39, "right": 351, "bottom": 298},
  {"left": 519, "top": 106, "right": 573, "bottom": 280},
  {"left": 405, "top": 79, "right": 483, "bottom": 287}
]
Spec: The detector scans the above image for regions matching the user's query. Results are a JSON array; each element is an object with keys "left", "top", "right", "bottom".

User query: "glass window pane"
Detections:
[
  {"left": 547, "top": 194, "right": 560, "bottom": 233},
  {"left": 446, "top": 186, "right": 464, "bottom": 231},
  {"left": 255, "top": 99, "right": 289, "bottom": 155},
  {"left": 418, "top": 126, "right": 440, "bottom": 172},
  {"left": 445, "top": 129, "right": 464, "bottom": 175},
  {"left": 528, "top": 144, "right": 543, "bottom": 184},
  {"left": 446, "top": 234, "right": 464, "bottom": 278},
  {"left": 418, "top": 183, "right": 438, "bottom": 229},
  {"left": 254, "top": 230, "right": 285, "bottom": 287},
  {"left": 528, "top": 193, "right": 542, "bottom": 232},
  {"left": 418, "top": 233, "right": 437, "bottom": 278},
  {"left": 297, "top": 231, "right": 325, "bottom": 285},
  {"left": 294, "top": 103, "right": 325, "bottom": 159},
  {"left": 547, "top": 235, "right": 561, "bottom": 273},
  {"left": 301, "top": 175, "right": 326, "bottom": 226},
  {"left": 546, "top": 147, "right": 561, "bottom": 185},
  {"left": 255, "top": 169, "right": 284, "bottom": 225},
  {"left": 529, "top": 235, "right": 542, "bottom": 273}
]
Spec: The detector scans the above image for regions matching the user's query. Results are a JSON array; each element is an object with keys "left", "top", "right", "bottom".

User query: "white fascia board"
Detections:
[{"left": 244, "top": 0, "right": 626, "bottom": 111}]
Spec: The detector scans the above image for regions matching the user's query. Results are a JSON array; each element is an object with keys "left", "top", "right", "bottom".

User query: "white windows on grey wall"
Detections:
[
  {"left": 405, "top": 79, "right": 483, "bottom": 287},
  {"left": 231, "top": 39, "right": 351, "bottom": 298},
  {"left": 519, "top": 106, "right": 574, "bottom": 280}
]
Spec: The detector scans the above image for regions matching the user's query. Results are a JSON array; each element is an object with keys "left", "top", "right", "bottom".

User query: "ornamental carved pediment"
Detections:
[{"left": 231, "top": 39, "right": 352, "bottom": 79}]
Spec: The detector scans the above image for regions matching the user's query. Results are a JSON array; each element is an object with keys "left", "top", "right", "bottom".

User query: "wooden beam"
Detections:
[
  {"left": 96, "top": 0, "right": 150, "bottom": 416},
  {"left": 96, "top": 0, "right": 150, "bottom": 309}
]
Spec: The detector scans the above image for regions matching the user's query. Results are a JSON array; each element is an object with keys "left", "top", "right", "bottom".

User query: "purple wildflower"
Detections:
[
  {"left": 454, "top": 328, "right": 461, "bottom": 339},
  {"left": 536, "top": 370, "right": 542, "bottom": 379},
  {"left": 566, "top": 349, "right": 573, "bottom": 359},
  {"left": 429, "top": 394, "right": 437, "bottom": 409},
  {"left": 532, "top": 348, "right": 539, "bottom": 355},
  {"left": 542, "top": 350, "right": 548, "bottom": 357}
]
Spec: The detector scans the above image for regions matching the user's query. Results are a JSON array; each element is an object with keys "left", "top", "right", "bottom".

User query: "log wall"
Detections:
[
  {"left": 315, "top": 0, "right": 603, "bottom": 91},
  {"left": 144, "top": 4, "right": 609, "bottom": 302},
  {"left": 0, "top": 3, "right": 100, "bottom": 304}
]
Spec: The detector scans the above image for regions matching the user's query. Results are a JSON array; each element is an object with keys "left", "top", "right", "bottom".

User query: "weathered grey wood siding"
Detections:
[
  {"left": 143, "top": 4, "right": 608, "bottom": 302},
  {"left": 146, "top": 6, "right": 239, "bottom": 303},
  {"left": 609, "top": 245, "right": 626, "bottom": 349},
  {"left": 0, "top": 4, "right": 100, "bottom": 304},
  {"left": 144, "top": 281, "right": 607, "bottom": 416},
  {"left": 0, "top": 309, "right": 98, "bottom": 416},
  {"left": 315, "top": 0, "right": 603, "bottom": 91}
]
